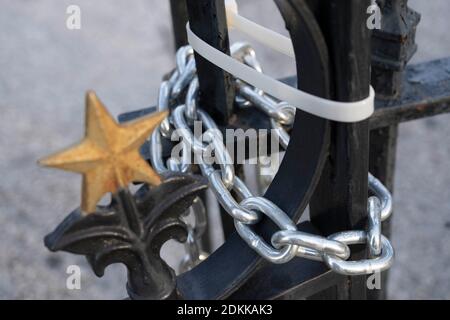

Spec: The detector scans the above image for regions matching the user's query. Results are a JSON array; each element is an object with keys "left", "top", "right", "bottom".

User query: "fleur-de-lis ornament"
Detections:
[{"left": 40, "top": 92, "right": 208, "bottom": 299}]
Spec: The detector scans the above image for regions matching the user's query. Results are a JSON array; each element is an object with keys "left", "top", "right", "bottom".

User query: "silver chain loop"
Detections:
[
  {"left": 179, "top": 197, "right": 208, "bottom": 273},
  {"left": 208, "top": 171, "right": 260, "bottom": 224},
  {"left": 185, "top": 77, "right": 199, "bottom": 121},
  {"left": 322, "top": 231, "right": 394, "bottom": 275},
  {"left": 270, "top": 103, "right": 296, "bottom": 149},
  {"left": 369, "top": 172, "right": 393, "bottom": 221},
  {"left": 271, "top": 230, "right": 351, "bottom": 261},
  {"left": 148, "top": 43, "right": 395, "bottom": 276},
  {"left": 367, "top": 196, "right": 382, "bottom": 256},
  {"left": 235, "top": 197, "right": 299, "bottom": 264}
]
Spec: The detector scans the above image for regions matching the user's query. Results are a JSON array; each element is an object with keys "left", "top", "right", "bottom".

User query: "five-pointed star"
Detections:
[{"left": 39, "top": 91, "right": 168, "bottom": 214}]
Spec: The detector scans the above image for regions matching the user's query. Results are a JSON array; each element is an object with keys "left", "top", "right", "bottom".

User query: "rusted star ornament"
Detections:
[{"left": 39, "top": 91, "right": 168, "bottom": 214}]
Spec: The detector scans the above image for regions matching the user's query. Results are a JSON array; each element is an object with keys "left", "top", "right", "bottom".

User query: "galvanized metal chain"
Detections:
[{"left": 149, "top": 43, "right": 394, "bottom": 276}]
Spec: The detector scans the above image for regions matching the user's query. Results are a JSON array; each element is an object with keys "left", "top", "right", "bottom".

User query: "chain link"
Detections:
[
  {"left": 148, "top": 44, "right": 394, "bottom": 276},
  {"left": 322, "top": 231, "right": 394, "bottom": 275},
  {"left": 179, "top": 197, "right": 208, "bottom": 273},
  {"left": 367, "top": 196, "right": 382, "bottom": 256},
  {"left": 235, "top": 197, "right": 299, "bottom": 264}
]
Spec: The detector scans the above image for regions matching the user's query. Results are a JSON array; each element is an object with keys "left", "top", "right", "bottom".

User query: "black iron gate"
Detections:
[
  {"left": 42, "top": 0, "right": 450, "bottom": 300},
  {"left": 167, "top": 0, "right": 449, "bottom": 300}
]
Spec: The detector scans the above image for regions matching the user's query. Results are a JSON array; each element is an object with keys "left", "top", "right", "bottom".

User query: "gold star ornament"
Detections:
[{"left": 39, "top": 91, "right": 168, "bottom": 214}]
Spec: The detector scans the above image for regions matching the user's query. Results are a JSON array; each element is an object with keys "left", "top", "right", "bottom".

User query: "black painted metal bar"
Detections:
[
  {"left": 118, "top": 57, "right": 450, "bottom": 150},
  {"left": 185, "top": 0, "right": 237, "bottom": 241},
  {"left": 371, "top": 58, "right": 450, "bottom": 129},
  {"left": 281, "top": 57, "right": 450, "bottom": 129},
  {"left": 185, "top": 0, "right": 235, "bottom": 124},
  {"left": 309, "top": 0, "right": 372, "bottom": 300},
  {"left": 169, "top": 0, "right": 189, "bottom": 50},
  {"left": 368, "top": 0, "right": 420, "bottom": 300}
]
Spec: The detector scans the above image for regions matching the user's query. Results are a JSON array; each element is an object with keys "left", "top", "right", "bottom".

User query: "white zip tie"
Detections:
[{"left": 186, "top": 0, "right": 375, "bottom": 123}]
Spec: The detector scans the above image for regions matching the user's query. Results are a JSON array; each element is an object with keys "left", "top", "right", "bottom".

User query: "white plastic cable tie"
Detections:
[{"left": 185, "top": 0, "right": 375, "bottom": 123}]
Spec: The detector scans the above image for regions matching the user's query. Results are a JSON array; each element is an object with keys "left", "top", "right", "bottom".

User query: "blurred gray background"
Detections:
[{"left": 0, "top": 0, "right": 449, "bottom": 299}]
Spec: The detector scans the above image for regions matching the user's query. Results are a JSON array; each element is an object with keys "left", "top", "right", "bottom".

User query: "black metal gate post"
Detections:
[
  {"left": 185, "top": 0, "right": 237, "bottom": 238},
  {"left": 185, "top": 0, "right": 235, "bottom": 124},
  {"left": 369, "top": 0, "right": 420, "bottom": 299},
  {"left": 309, "top": 0, "right": 372, "bottom": 300},
  {"left": 169, "top": 0, "right": 189, "bottom": 50}
]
